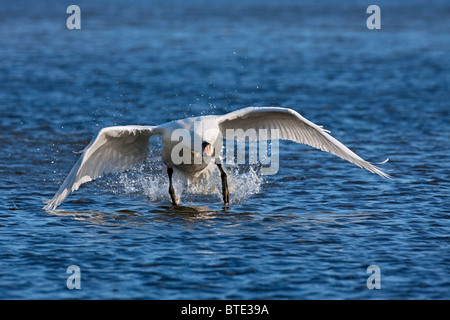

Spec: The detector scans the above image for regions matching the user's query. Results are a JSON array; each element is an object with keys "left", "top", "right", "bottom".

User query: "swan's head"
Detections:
[
  {"left": 195, "top": 116, "right": 222, "bottom": 158},
  {"left": 166, "top": 116, "right": 223, "bottom": 165},
  {"left": 202, "top": 141, "right": 213, "bottom": 157}
]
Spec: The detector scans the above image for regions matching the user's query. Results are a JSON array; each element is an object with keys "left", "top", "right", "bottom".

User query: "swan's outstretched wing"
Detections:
[
  {"left": 217, "top": 107, "right": 390, "bottom": 178},
  {"left": 43, "top": 125, "right": 161, "bottom": 210}
]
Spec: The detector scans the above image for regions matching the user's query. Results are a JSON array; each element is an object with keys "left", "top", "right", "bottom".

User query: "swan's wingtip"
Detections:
[
  {"left": 42, "top": 200, "right": 55, "bottom": 211},
  {"left": 381, "top": 170, "right": 393, "bottom": 179},
  {"left": 370, "top": 157, "right": 392, "bottom": 179},
  {"left": 377, "top": 157, "right": 390, "bottom": 165},
  {"left": 42, "top": 193, "right": 66, "bottom": 211}
]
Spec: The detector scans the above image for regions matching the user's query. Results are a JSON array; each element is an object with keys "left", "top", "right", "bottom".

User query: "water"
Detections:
[{"left": 1, "top": 0, "right": 449, "bottom": 299}]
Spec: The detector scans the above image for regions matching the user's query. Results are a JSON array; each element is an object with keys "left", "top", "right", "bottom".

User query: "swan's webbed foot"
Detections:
[
  {"left": 216, "top": 163, "right": 229, "bottom": 205},
  {"left": 167, "top": 167, "right": 179, "bottom": 205}
]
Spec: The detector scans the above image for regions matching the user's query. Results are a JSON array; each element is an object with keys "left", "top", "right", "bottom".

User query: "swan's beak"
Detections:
[{"left": 202, "top": 142, "right": 213, "bottom": 157}]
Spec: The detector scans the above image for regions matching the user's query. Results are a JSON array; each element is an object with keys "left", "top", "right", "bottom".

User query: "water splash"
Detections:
[{"left": 107, "top": 157, "right": 264, "bottom": 205}]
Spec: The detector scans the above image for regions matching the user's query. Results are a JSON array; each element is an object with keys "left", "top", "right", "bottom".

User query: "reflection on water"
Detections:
[
  {"left": 48, "top": 203, "right": 225, "bottom": 226},
  {"left": 49, "top": 202, "right": 388, "bottom": 228}
]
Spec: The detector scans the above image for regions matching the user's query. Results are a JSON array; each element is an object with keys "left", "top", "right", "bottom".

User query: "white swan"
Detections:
[{"left": 43, "top": 107, "right": 390, "bottom": 210}]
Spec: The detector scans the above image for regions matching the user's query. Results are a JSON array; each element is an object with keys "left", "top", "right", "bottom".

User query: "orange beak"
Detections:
[{"left": 202, "top": 142, "right": 212, "bottom": 157}]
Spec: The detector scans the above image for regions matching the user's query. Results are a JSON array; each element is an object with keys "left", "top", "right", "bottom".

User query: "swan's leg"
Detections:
[
  {"left": 167, "top": 167, "right": 179, "bottom": 205},
  {"left": 216, "top": 163, "right": 229, "bottom": 204}
]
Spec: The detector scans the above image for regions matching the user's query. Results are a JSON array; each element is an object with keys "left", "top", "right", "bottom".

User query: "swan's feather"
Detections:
[
  {"left": 217, "top": 107, "right": 390, "bottom": 178},
  {"left": 43, "top": 125, "right": 160, "bottom": 210}
]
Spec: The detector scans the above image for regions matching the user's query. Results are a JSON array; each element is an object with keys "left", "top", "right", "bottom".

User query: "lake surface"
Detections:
[{"left": 0, "top": 0, "right": 449, "bottom": 299}]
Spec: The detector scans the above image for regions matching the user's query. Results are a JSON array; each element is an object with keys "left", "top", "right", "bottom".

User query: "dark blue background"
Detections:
[{"left": 0, "top": 0, "right": 449, "bottom": 299}]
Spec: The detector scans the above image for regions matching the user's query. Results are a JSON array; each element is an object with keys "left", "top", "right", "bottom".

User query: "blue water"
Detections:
[{"left": 1, "top": 0, "right": 449, "bottom": 299}]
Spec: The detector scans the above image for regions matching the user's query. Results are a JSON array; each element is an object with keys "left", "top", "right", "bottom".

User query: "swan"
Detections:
[{"left": 43, "top": 107, "right": 390, "bottom": 210}]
